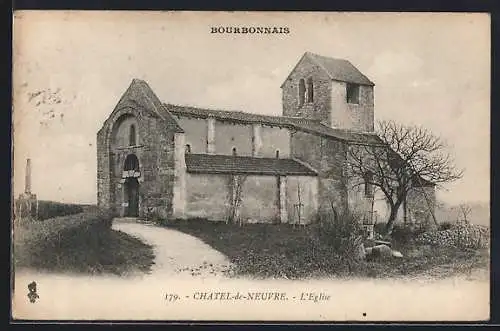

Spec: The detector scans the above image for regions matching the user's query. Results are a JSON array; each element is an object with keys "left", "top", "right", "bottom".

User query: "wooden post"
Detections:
[
  {"left": 402, "top": 196, "right": 407, "bottom": 225},
  {"left": 296, "top": 183, "right": 304, "bottom": 228}
]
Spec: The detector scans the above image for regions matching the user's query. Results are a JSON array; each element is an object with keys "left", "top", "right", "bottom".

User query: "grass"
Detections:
[
  {"left": 14, "top": 207, "right": 155, "bottom": 276},
  {"left": 362, "top": 242, "right": 489, "bottom": 279},
  {"left": 162, "top": 218, "right": 489, "bottom": 280}
]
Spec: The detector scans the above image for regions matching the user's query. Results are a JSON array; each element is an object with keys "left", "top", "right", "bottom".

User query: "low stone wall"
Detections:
[{"left": 415, "top": 223, "right": 489, "bottom": 249}]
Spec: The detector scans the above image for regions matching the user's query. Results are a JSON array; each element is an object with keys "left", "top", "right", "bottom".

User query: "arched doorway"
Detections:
[
  {"left": 124, "top": 177, "right": 139, "bottom": 217},
  {"left": 123, "top": 154, "right": 140, "bottom": 217}
]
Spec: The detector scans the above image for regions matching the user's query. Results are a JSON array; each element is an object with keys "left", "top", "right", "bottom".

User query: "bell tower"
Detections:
[{"left": 281, "top": 52, "right": 375, "bottom": 132}]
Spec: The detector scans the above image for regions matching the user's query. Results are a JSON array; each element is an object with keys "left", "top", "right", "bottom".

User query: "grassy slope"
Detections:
[
  {"left": 163, "top": 219, "right": 489, "bottom": 279},
  {"left": 14, "top": 208, "right": 155, "bottom": 276},
  {"left": 15, "top": 227, "right": 155, "bottom": 276}
]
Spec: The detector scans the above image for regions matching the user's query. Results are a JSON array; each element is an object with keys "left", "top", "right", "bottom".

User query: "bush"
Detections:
[
  {"left": 391, "top": 224, "right": 425, "bottom": 246},
  {"left": 374, "top": 222, "right": 388, "bottom": 236},
  {"left": 438, "top": 221, "right": 454, "bottom": 231},
  {"left": 415, "top": 223, "right": 490, "bottom": 250},
  {"left": 313, "top": 209, "right": 365, "bottom": 271}
]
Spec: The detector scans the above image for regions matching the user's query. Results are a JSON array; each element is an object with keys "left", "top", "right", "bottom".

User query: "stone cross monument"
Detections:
[{"left": 16, "top": 158, "right": 38, "bottom": 220}]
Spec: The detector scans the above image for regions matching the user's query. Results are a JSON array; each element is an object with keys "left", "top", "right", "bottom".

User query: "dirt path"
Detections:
[{"left": 112, "top": 219, "right": 234, "bottom": 278}]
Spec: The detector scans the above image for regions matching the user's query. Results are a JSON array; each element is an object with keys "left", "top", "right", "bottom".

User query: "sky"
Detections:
[{"left": 12, "top": 11, "right": 490, "bottom": 205}]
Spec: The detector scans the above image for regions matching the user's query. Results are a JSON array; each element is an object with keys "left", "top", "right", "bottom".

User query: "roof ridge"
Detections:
[
  {"left": 187, "top": 153, "right": 299, "bottom": 160},
  {"left": 165, "top": 103, "right": 240, "bottom": 113},
  {"left": 307, "top": 51, "right": 350, "bottom": 63},
  {"left": 284, "top": 116, "right": 322, "bottom": 122},
  {"left": 306, "top": 52, "right": 375, "bottom": 86},
  {"left": 327, "top": 126, "right": 379, "bottom": 135},
  {"left": 166, "top": 103, "right": 285, "bottom": 118}
]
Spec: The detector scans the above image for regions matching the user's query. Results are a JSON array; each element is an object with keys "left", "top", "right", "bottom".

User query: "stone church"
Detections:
[{"left": 97, "top": 52, "right": 435, "bottom": 226}]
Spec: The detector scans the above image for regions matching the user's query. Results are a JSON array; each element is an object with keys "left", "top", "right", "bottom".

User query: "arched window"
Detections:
[
  {"left": 185, "top": 144, "right": 191, "bottom": 154},
  {"left": 298, "top": 79, "right": 306, "bottom": 106},
  {"left": 275, "top": 150, "right": 280, "bottom": 159},
  {"left": 307, "top": 77, "right": 314, "bottom": 103},
  {"left": 129, "top": 124, "right": 136, "bottom": 146},
  {"left": 232, "top": 147, "right": 237, "bottom": 156}
]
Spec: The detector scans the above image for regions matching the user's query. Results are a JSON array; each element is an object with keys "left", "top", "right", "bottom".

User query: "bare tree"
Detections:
[
  {"left": 347, "top": 120, "right": 463, "bottom": 234},
  {"left": 226, "top": 174, "right": 247, "bottom": 225},
  {"left": 458, "top": 203, "right": 472, "bottom": 224}
]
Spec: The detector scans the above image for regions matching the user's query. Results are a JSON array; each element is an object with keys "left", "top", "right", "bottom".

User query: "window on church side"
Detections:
[
  {"left": 232, "top": 147, "right": 237, "bottom": 156},
  {"left": 185, "top": 144, "right": 191, "bottom": 154},
  {"left": 346, "top": 83, "right": 360, "bottom": 104},
  {"left": 275, "top": 150, "right": 280, "bottom": 159},
  {"left": 298, "top": 79, "right": 306, "bottom": 106},
  {"left": 307, "top": 77, "right": 314, "bottom": 103},
  {"left": 129, "top": 124, "right": 136, "bottom": 146}
]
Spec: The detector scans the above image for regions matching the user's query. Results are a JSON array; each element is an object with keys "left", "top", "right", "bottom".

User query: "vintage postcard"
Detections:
[{"left": 11, "top": 11, "right": 490, "bottom": 321}]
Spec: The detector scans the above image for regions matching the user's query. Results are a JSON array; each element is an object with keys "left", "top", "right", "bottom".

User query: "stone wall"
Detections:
[
  {"left": 290, "top": 131, "right": 348, "bottom": 215},
  {"left": 215, "top": 121, "right": 253, "bottom": 156},
  {"left": 175, "top": 117, "right": 207, "bottom": 154},
  {"left": 185, "top": 173, "right": 229, "bottom": 220},
  {"left": 281, "top": 55, "right": 333, "bottom": 124},
  {"left": 172, "top": 133, "right": 186, "bottom": 218},
  {"left": 281, "top": 55, "right": 374, "bottom": 132},
  {"left": 185, "top": 174, "right": 279, "bottom": 223},
  {"left": 259, "top": 125, "right": 291, "bottom": 158},
  {"left": 331, "top": 82, "right": 374, "bottom": 132},
  {"left": 286, "top": 176, "right": 319, "bottom": 224},
  {"left": 172, "top": 115, "right": 291, "bottom": 158},
  {"left": 347, "top": 178, "right": 374, "bottom": 223},
  {"left": 98, "top": 108, "right": 176, "bottom": 219},
  {"left": 415, "top": 223, "right": 489, "bottom": 249},
  {"left": 96, "top": 127, "right": 111, "bottom": 208},
  {"left": 97, "top": 80, "right": 181, "bottom": 219},
  {"left": 240, "top": 175, "right": 279, "bottom": 223},
  {"left": 184, "top": 172, "right": 318, "bottom": 224}
]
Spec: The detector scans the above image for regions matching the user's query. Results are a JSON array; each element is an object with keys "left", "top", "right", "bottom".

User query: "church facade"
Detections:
[{"left": 97, "top": 52, "right": 435, "bottom": 226}]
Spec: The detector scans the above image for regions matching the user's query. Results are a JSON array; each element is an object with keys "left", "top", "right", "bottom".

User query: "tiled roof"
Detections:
[
  {"left": 306, "top": 52, "right": 374, "bottom": 86},
  {"left": 280, "top": 52, "right": 375, "bottom": 87},
  {"left": 185, "top": 153, "right": 318, "bottom": 176},
  {"left": 164, "top": 103, "right": 382, "bottom": 145},
  {"left": 130, "top": 79, "right": 184, "bottom": 132},
  {"left": 164, "top": 103, "right": 295, "bottom": 126},
  {"left": 287, "top": 119, "right": 383, "bottom": 145}
]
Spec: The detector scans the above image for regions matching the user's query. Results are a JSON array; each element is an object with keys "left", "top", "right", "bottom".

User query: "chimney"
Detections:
[{"left": 25, "top": 158, "right": 31, "bottom": 194}]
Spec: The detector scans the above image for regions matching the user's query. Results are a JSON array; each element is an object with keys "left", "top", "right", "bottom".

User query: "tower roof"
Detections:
[{"left": 281, "top": 52, "right": 375, "bottom": 87}]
